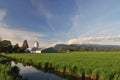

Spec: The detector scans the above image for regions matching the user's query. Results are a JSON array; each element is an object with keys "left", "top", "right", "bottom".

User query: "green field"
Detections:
[{"left": 3, "top": 52, "right": 120, "bottom": 80}]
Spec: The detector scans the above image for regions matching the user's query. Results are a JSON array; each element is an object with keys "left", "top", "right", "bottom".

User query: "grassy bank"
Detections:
[
  {"left": 2, "top": 52, "right": 120, "bottom": 80},
  {"left": 0, "top": 57, "right": 21, "bottom": 80}
]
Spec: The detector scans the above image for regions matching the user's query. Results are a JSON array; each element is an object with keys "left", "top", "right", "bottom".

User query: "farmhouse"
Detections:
[{"left": 31, "top": 41, "right": 43, "bottom": 53}]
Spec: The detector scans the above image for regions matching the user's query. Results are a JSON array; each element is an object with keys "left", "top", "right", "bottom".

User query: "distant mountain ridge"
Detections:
[
  {"left": 54, "top": 44, "right": 120, "bottom": 51},
  {"left": 42, "top": 44, "right": 120, "bottom": 53}
]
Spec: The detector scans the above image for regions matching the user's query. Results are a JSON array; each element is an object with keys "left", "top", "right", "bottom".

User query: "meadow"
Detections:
[{"left": 3, "top": 52, "right": 120, "bottom": 80}]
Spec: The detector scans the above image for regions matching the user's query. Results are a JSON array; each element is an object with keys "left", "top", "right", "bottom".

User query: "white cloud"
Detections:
[
  {"left": 69, "top": 11, "right": 120, "bottom": 38},
  {"left": 0, "top": 9, "right": 6, "bottom": 21},
  {"left": 49, "top": 41, "right": 64, "bottom": 47},
  {"left": 0, "top": 21, "right": 64, "bottom": 48},
  {"left": 30, "top": 0, "right": 55, "bottom": 31},
  {"left": 0, "top": 8, "right": 50, "bottom": 48},
  {"left": 0, "top": 22, "right": 46, "bottom": 47},
  {"left": 67, "top": 35, "right": 120, "bottom": 45},
  {"left": 67, "top": 1, "right": 120, "bottom": 40}
]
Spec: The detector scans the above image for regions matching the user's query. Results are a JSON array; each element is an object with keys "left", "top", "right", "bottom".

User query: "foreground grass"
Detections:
[
  {"left": 0, "top": 57, "right": 21, "bottom": 80},
  {"left": 3, "top": 52, "right": 120, "bottom": 80}
]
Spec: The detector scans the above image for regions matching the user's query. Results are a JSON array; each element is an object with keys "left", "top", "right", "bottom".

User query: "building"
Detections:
[
  {"left": 34, "top": 41, "right": 39, "bottom": 48},
  {"left": 31, "top": 41, "right": 43, "bottom": 53}
]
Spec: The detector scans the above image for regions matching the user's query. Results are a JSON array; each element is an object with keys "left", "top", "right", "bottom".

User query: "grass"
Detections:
[
  {"left": 2, "top": 52, "right": 120, "bottom": 80},
  {"left": 0, "top": 56, "right": 21, "bottom": 80},
  {"left": 0, "top": 58, "right": 12, "bottom": 80}
]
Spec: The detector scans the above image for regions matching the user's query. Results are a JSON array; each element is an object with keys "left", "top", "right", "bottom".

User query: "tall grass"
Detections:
[
  {"left": 3, "top": 52, "right": 120, "bottom": 80},
  {"left": 0, "top": 57, "right": 21, "bottom": 80}
]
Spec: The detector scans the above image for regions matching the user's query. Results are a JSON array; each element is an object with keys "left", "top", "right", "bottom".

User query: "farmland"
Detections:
[{"left": 2, "top": 52, "right": 120, "bottom": 80}]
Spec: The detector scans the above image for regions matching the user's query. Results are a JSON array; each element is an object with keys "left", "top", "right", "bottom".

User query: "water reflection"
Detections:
[{"left": 11, "top": 61, "right": 66, "bottom": 80}]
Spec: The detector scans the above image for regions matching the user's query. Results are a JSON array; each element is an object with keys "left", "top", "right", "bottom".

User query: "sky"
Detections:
[{"left": 0, "top": 0, "right": 120, "bottom": 47}]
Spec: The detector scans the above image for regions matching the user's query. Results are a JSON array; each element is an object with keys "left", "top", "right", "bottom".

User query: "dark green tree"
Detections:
[
  {"left": 0, "top": 40, "right": 12, "bottom": 53},
  {"left": 0, "top": 41, "right": 2, "bottom": 53},
  {"left": 80, "top": 47, "right": 88, "bottom": 52},
  {"left": 0, "top": 37, "right": 2, "bottom": 41},
  {"left": 21, "top": 40, "right": 29, "bottom": 52},
  {"left": 13, "top": 43, "right": 21, "bottom": 53}
]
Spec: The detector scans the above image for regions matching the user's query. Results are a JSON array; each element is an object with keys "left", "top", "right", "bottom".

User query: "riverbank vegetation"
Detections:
[
  {"left": 2, "top": 52, "right": 120, "bottom": 80},
  {"left": 0, "top": 56, "right": 21, "bottom": 80}
]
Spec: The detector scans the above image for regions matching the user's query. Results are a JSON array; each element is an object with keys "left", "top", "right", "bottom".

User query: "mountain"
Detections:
[
  {"left": 54, "top": 44, "right": 120, "bottom": 52},
  {"left": 41, "top": 47, "right": 58, "bottom": 53},
  {"left": 42, "top": 44, "right": 120, "bottom": 53}
]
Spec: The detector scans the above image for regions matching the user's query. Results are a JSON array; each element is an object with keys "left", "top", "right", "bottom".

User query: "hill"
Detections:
[{"left": 54, "top": 44, "right": 120, "bottom": 52}]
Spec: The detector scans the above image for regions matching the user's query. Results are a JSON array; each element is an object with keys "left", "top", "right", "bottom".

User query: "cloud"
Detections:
[
  {"left": 0, "top": 9, "right": 6, "bottom": 21},
  {"left": 67, "top": 35, "right": 120, "bottom": 45},
  {"left": 0, "top": 8, "right": 61, "bottom": 48},
  {"left": 67, "top": 0, "right": 120, "bottom": 40},
  {"left": 30, "top": 0, "right": 55, "bottom": 31},
  {"left": 49, "top": 41, "right": 64, "bottom": 47},
  {"left": 0, "top": 8, "right": 50, "bottom": 48},
  {"left": 0, "top": 22, "right": 46, "bottom": 47}
]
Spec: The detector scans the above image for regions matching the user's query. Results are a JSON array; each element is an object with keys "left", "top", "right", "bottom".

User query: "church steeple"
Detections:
[{"left": 34, "top": 41, "right": 39, "bottom": 48}]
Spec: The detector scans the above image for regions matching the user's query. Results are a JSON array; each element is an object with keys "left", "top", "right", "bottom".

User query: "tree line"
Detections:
[{"left": 0, "top": 39, "right": 29, "bottom": 53}]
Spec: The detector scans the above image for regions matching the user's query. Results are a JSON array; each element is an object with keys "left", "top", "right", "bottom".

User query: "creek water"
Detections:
[{"left": 11, "top": 61, "right": 66, "bottom": 80}]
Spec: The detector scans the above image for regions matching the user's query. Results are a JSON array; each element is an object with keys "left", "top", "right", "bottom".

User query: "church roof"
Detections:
[{"left": 31, "top": 47, "right": 42, "bottom": 51}]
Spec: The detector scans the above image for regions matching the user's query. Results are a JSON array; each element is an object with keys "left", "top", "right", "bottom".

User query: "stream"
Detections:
[{"left": 11, "top": 61, "right": 66, "bottom": 80}]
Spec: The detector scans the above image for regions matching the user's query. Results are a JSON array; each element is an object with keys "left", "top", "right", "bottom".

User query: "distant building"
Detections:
[
  {"left": 34, "top": 41, "right": 39, "bottom": 48},
  {"left": 31, "top": 41, "right": 43, "bottom": 53}
]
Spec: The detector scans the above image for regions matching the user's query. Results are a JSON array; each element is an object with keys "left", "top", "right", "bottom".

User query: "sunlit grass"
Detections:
[{"left": 3, "top": 52, "right": 120, "bottom": 80}]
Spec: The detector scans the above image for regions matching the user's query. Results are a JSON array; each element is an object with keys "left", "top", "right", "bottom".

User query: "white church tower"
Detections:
[
  {"left": 34, "top": 41, "right": 39, "bottom": 48},
  {"left": 31, "top": 41, "right": 42, "bottom": 53}
]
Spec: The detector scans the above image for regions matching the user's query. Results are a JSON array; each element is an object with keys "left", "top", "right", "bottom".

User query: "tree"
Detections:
[
  {"left": 0, "top": 37, "right": 2, "bottom": 41},
  {"left": 94, "top": 48, "right": 97, "bottom": 52},
  {"left": 80, "top": 47, "right": 88, "bottom": 52},
  {"left": 0, "top": 41, "right": 2, "bottom": 53},
  {"left": 21, "top": 40, "right": 29, "bottom": 52},
  {"left": 0, "top": 40, "right": 12, "bottom": 53},
  {"left": 13, "top": 43, "right": 21, "bottom": 53}
]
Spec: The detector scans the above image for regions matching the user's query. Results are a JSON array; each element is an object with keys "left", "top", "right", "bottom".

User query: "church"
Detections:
[{"left": 30, "top": 41, "right": 43, "bottom": 53}]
